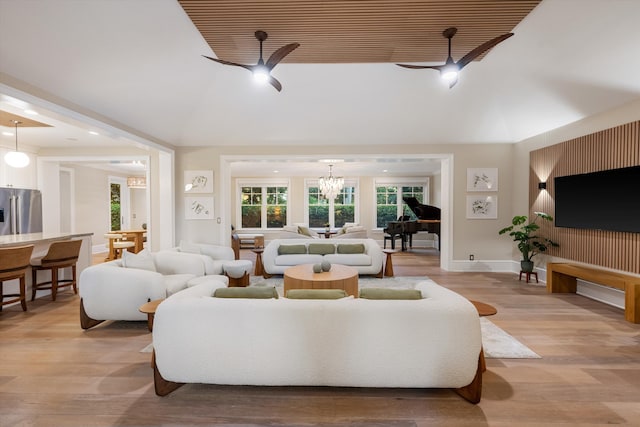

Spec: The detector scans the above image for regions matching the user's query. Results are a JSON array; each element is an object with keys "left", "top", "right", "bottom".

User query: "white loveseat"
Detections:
[
  {"left": 79, "top": 250, "right": 228, "bottom": 329},
  {"left": 262, "top": 238, "right": 384, "bottom": 276},
  {"left": 152, "top": 280, "right": 484, "bottom": 403}
]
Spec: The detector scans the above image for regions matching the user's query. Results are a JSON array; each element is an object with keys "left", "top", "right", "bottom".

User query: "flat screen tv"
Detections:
[{"left": 554, "top": 165, "right": 640, "bottom": 233}]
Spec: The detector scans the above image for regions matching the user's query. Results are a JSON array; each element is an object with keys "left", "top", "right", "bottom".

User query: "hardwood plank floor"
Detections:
[{"left": 1, "top": 249, "right": 639, "bottom": 426}]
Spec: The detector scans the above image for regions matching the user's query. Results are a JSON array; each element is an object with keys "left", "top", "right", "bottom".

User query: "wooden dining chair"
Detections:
[
  {"left": 0, "top": 245, "right": 35, "bottom": 312},
  {"left": 31, "top": 239, "right": 82, "bottom": 302}
]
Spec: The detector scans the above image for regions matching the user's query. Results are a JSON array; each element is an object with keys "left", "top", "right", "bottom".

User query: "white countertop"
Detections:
[{"left": 0, "top": 232, "right": 93, "bottom": 248}]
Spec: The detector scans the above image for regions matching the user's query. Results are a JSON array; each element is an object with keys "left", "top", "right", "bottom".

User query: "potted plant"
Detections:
[
  {"left": 498, "top": 212, "right": 559, "bottom": 273},
  {"left": 324, "top": 222, "right": 331, "bottom": 232}
]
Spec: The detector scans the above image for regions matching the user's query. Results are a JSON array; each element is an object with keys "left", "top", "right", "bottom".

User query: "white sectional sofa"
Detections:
[
  {"left": 79, "top": 249, "right": 228, "bottom": 329},
  {"left": 152, "top": 280, "right": 484, "bottom": 403},
  {"left": 262, "top": 238, "right": 384, "bottom": 276}
]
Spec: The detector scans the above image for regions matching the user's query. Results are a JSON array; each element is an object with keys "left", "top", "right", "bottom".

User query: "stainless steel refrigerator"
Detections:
[{"left": 0, "top": 187, "right": 43, "bottom": 235}]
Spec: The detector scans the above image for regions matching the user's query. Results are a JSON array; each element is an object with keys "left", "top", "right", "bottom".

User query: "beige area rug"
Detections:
[{"left": 141, "top": 276, "right": 540, "bottom": 359}]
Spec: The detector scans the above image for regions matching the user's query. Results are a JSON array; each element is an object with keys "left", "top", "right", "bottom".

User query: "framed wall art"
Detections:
[
  {"left": 467, "top": 168, "right": 498, "bottom": 192},
  {"left": 185, "top": 196, "right": 214, "bottom": 220},
  {"left": 184, "top": 170, "right": 214, "bottom": 193},
  {"left": 466, "top": 195, "right": 498, "bottom": 219}
]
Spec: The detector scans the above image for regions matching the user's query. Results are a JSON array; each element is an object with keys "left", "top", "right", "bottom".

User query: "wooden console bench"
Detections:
[{"left": 547, "top": 263, "right": 640, "bottom": 323}]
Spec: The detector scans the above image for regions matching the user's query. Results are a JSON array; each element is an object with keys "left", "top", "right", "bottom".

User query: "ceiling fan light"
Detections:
[
  {"left": 440, "top": 64, "right": 459, "bottom": 82},
  {"left": 253, "top": 66, "right": 269, "bottom": 84},
  {"left": 4, "top": 151, "right": 30, "bottom": 168}
]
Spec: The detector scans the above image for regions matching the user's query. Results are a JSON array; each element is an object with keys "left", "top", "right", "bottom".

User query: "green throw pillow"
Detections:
[
  {"left": 286, "top": 289, "right": 348, "bottom": 299},
  {"left": 308, "top": 243, "right": 336, "bottom": 255},
  {"left": 297, "top": 225, "right": 313, "bottom": 237},
  {"left": 278, "top": 244, "right": 307, "bottom": 255},
  {"left": 337, "top": 243, "right": 365, "bottom": 254},
  {"left": 214, "top": 287, "right": 279, "bottom": 299},
  {"left": 359, "top": 288, "right": 422, "bottom": 300}
]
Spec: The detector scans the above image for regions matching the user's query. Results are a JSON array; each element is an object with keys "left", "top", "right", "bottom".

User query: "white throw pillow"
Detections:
[
  {"left": 179, "top": 240, "right": 202, "bottom": 254},
  {"left": 343, "top": 222, "right": 359, "bottom": 228},
  {"left": 282, "top": 225, "right": 298, "bottom": 233},
  {"left": 121, "top": 248, "right": 157, "bottom": 272},
  {"left": 345, "top": 225, "right": 365, "bottom": 233}
]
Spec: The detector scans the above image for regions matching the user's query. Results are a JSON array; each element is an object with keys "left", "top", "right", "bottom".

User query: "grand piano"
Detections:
[{"left": 382, "top": 197, "right": 441, "bottom": 251}]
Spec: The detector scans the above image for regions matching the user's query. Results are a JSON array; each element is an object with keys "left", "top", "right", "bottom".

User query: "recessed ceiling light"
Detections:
[
  {"left": 2, "top": 131, "right": 14, "bottom": 136},
  {"left": 89, "top": 131, "right": 99, "bottom": 136},
  {"left": 382, "top": 169, "right": 388, "bottom": 173},
  {"left": 273, "top": 170, "right": 279, "bottom": 173},
  {"left": 24, "top": 109, "right": 38, "bottom": 115}
]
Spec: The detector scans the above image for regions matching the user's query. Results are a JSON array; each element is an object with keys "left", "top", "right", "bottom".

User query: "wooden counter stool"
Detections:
[
  {"left": 31, "top": 239, "right": 82, "bottom": 302},
  {"left": 0, "top": 245, "right": 34, "bottom": 312}
]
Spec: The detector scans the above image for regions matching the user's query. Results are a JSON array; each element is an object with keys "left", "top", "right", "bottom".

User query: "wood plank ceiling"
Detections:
[{"left": 178, "top": 0, "right": 541, "bottom": 64}]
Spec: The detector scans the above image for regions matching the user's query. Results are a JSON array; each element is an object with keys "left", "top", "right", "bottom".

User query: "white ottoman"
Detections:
[{"left": 223, "top": 260, "right": 253, "bottom": 287}]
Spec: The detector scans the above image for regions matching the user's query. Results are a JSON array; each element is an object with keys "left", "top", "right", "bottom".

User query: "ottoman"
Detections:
[{"left": 223, "top": 260, "right": 253, "bottom": 287}]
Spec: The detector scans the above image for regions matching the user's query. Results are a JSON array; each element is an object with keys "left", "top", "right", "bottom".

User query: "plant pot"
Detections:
[{"left": 520, "top": 260, "right": 534, "bottom": 273}]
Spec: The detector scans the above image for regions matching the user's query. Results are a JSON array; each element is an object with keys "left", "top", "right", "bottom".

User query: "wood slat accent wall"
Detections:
[{"left": 529, "top": 121, "right": 640, "bottom": 274}]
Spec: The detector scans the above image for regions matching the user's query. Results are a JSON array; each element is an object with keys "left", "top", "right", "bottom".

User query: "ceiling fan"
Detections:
[
  {"left": 397, "top": 27, "right": 513, "bottom": 88},
  {"left": 203, "top": 30, "right": 300, "bottom": 92}
]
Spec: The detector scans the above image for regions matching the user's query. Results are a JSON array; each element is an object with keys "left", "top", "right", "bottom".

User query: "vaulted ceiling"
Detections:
[{"left": 1, "top": 0, "right": 640, "bottom": 159}]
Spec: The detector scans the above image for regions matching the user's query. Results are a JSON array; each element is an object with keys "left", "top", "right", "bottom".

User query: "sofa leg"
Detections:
[
  {"left": 454, "top": 349, "right": 483, "bottom": 404},
  {"left": 263, "top": 272, "right": 273, "bottom": 279},
  {"left": 80, "top": 298, "right": 105, "bottom": 330},
  {"left": 153, "top": 351, "right": 184, "bottom": 396},
  {"left": 375, "top": 266, "right": 384, "bottom": 278}
]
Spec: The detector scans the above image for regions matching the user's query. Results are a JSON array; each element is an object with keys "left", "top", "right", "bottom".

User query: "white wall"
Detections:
[{"left": 176, "top": 143, "right": 515, "bottom": 266}]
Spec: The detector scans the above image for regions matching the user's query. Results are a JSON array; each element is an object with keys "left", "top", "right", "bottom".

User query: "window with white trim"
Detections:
[
  {"left": 306, "top": 180, "right": 358, "bottom": 228},
  {"left": 375, "top": 179, "right": 428, "bottom": 228},
  {"left": 238, "top": 181, "right": 289, "bottom": 229}
]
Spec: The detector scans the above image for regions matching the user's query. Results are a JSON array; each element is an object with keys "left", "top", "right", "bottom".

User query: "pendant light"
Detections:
[
  {"left": 4, "top": 120, "right": 30, "bottom": 168},
  {"left": 318, "top": 164, "right": 344, "bottom": 200}
]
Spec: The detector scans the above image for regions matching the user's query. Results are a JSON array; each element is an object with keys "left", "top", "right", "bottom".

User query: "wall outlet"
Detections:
[{"left": 469, "top": 254, "right": 474, "bottom": 261}]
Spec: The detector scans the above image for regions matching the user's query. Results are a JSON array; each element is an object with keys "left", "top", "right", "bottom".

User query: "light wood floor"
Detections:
[{"left": 2, "top": 248, "right": 640, "bottom": 426}]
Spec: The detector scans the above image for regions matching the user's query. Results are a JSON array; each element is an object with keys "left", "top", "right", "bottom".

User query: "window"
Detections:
[
  {"left": 375, "top": 180, "right": 428, "bottom": 228},
  {"left": 306, "top": 181, "right": 358, "bottom": 228},
  {"left": 239, "top": 182, "right": 288, "bottom": 229}
]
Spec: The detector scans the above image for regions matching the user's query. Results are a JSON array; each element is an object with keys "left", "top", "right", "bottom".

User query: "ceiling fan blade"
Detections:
[
  {"left": 202, "top": 55, "right": 253, "bottom": 72},
  {"left": 268, "top": 75, "right": 283, "bottom": 92},
  {"left": 266, "top": 43, "right": 300, "bottom": 69},
  {"left": 456, "top": 33, "right": 513, "bottom": 70},
  {"left": 396, "top": 64, "right": 443, "bottom": 70}
]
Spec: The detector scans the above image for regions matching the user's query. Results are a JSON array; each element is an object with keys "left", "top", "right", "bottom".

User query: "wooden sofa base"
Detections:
[
  {"left": 547, "top": 263, "right": 640, "bottom": 323},
  {"left": 79, "top": 298, "right": 105, "bottom": 330},
  {"left": 152, "top": 349, "right": 483, "bottom": 404}
]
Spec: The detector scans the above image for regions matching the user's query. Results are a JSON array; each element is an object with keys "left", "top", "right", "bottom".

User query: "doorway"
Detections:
[{"left": 109, "top": 176, "right": 130, "bottom": 231}]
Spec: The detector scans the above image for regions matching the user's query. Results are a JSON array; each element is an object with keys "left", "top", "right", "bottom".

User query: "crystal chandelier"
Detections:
[{"left": 318, "top": 164, "right": 344, "bottom": 200}]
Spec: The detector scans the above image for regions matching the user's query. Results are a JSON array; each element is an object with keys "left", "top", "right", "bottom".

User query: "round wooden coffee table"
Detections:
[{"left": 283, "top": 264, "right": 359, "bottom": 297}]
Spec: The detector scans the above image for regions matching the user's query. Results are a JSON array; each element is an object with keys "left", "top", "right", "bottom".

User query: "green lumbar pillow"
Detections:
[
  {"left": 359, "top": 288, "right": 422, "bottom": 300},
  {"left": 278, "top": 244, "right": 307, "bottom": 255},
  {"left": 308, "top": 243, "right": 335, "bottom": 255},
  {"left": 286, "top": 289, "right": 348, "bottom": 299},
  {"left": 337, "top": 243, "right": 365, "bottom": 254},
  {"left": 214, "top": 287, "right": 279, "bottom": 299}
]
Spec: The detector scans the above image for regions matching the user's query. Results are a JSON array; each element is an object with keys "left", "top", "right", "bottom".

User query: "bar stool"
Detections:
[
  {"left": 104, "top": 233, "right": 135, "bottom": 261},
  {"left": 31, "top": 239, "right": 82, "bottom": 302},
  {"left": 0, "top": 245, "right": 34, "bottom": 312}
]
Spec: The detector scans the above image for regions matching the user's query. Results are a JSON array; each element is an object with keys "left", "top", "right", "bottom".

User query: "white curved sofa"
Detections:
[
  {"left": 79, "top": 250, "right": 228, "bottom": 329},
  {"left": 152, "top": 280, "right": 484, "bottom": 403},
  {"left": 262, "top": 238, "right": 384, "bottom": 276},
  {"left": 167, "top": 241, "right": 235, "bottom": 275}
]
